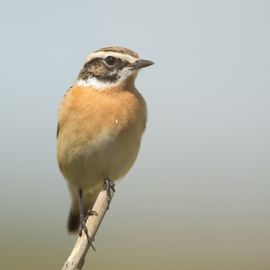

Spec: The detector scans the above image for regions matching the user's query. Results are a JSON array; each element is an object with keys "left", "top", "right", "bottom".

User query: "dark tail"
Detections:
[
  {"left": 67, "top": 191, "right": 99, "bottom": 233},
  {"left": 67, "top": 209, "right": 80, "bottom": 233}
]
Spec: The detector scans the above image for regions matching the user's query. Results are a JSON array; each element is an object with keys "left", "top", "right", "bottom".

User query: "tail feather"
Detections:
[
  {"left": 67, "top": 190, "right": 100, "bottom": 233},
  {"left": 67, "top": 209, "right": 80, "bottom": 233}
]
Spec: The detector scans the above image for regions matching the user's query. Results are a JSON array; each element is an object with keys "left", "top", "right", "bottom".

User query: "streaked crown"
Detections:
[{"left": 75, "top": 46, "right": 153, "bottom": 89}]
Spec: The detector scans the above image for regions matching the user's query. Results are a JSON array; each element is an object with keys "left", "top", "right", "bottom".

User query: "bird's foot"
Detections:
[
  {"left": 103, "top": 178, "right": 116, "bottom": 209},
  {"left": 85, "top": 209, "right": 98, "bottom": 222},
  {"left": 79, "top": 212, "right": 97, "bottom": 251}
]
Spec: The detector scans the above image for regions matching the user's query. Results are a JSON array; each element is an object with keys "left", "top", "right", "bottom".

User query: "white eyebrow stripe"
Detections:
[{"left": 85, "top": 51, "right": 138, "bottom": 64}]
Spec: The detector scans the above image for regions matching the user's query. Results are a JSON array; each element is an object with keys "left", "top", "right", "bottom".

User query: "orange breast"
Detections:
[
  {"left": 57, "top": 85, "right": 147, "bottom": 186},
  {"left": 58, "top": 85, "right": 146, "bottom": 142}
]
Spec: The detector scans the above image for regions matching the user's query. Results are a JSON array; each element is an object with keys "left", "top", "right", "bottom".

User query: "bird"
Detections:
[{"left": 56, "top": 46, "right": 154, "bottom": 235}]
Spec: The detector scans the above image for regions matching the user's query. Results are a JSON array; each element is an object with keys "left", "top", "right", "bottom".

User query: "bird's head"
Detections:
[{"left": 75, "top": 46, "right": 154, "bottom": 90}]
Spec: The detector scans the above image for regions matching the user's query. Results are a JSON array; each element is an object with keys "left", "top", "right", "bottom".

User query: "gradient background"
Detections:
[{"left": 1, "top": 1, "right": 269, "bottom": 269}]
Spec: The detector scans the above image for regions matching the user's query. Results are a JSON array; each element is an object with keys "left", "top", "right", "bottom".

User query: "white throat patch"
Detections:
[
  {"left": 75, "top": 77, "right": 119, "bottom": 90},
  {"left": 75, "top": 68, "right": 137, "bottom": 90}
]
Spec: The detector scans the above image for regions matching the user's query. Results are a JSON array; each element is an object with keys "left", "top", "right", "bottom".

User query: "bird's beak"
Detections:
[{"left": 131, "top": 59, "right": 154, "bottom": 69}]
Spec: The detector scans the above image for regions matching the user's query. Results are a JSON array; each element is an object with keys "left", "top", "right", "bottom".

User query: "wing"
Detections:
[
  {"left": 56, "top": 122, "right": 61, "bottom": 138},
  {"left": 57, "top": 86, "right": 73, "bottom": 138}
]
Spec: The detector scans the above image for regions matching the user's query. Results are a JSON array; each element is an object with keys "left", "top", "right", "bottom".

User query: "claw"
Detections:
[
  {"left": 85, "top": 210, "right": 98, "bottom": 222},
  {"left": 78, "top": 189, "right": 96, "bottom": 250},
  {"left": 79, "top": 220, "right": 87, "bottom": 237},
  {"left": 79, "top": 220, "right": 96, "bottom": 251},
  {"left": 103, "top": 178, "right": 116, "bottom": 209}
]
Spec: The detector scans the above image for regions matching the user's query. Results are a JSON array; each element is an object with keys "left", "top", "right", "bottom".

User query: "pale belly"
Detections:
[{"left": 57, "top": 127, "right": 142, "bottom": 193}]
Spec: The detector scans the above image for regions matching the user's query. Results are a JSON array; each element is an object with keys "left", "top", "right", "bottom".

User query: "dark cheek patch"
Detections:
[{"left": 78, "top": 58, "right": 129, "bottom": 83}]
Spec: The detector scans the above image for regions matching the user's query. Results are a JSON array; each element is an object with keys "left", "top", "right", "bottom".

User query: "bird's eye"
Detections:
[{"left": 104, "top": 56, "right": 117, "bottom": 66}]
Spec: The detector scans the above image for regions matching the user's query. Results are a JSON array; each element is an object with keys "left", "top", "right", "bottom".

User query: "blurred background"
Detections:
[{"left": 0, "top": 1, "right": 269, "bottom": 269}]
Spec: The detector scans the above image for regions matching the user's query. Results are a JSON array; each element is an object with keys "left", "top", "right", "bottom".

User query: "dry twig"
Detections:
[{"left": 61, "top": 190, "right": 114, "bottom": 270}]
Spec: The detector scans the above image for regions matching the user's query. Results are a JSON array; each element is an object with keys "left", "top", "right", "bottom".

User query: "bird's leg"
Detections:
[
  {"left": 103, "top": 178, "right": 116, "bottom": 209},
  {"left": 78, "top": 190, "right": 88, "bottom": 237},
  {"left": 78, "top": 190, "right": 96, "bottom": 250}
]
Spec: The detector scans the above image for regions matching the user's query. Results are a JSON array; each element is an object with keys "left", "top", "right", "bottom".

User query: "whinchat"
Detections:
[{"left": 57, "top": 46, "right": 153, "bottom": 234}]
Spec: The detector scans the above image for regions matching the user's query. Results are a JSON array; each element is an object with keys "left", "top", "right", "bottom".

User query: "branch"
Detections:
[{"left": 61, "top": 190, "right": 114, "bottom": 270}]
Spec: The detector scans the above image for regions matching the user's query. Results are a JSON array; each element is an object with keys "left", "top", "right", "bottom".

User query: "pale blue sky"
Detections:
[{"left": 0, "top": 1, "right": 269, "bottom": 269}]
